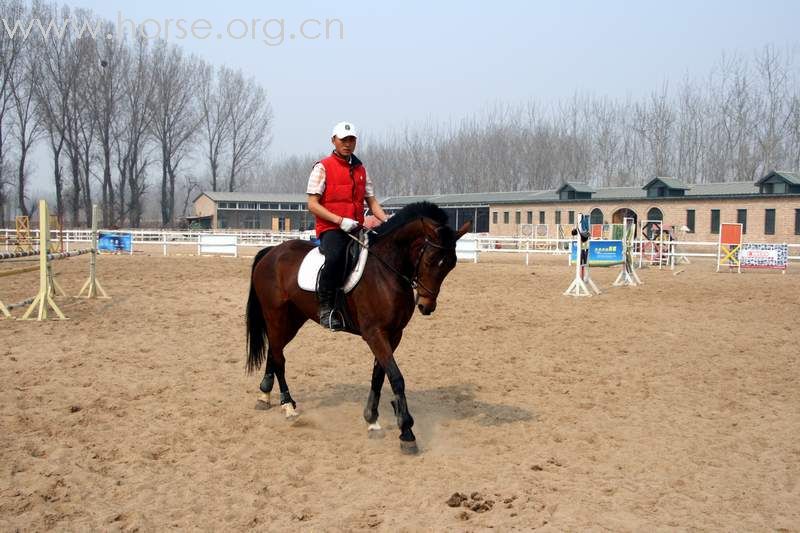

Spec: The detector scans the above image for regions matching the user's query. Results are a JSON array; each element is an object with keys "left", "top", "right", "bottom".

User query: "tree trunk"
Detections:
[
  {"left": 69, "top": 155, "right": 81, "bottom": 226},
  {"left": 17, "top": 146, "right": 29, "bottom": 217}
]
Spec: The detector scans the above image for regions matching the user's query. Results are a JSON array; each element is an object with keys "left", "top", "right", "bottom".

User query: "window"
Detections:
[
  {"left": 526, "top": 211, "right": 533, "bottom": 224},
  {"left": 492, "top": 211, "right": 498, "bottom": 224},
  {"left": 647, "top": 207, "right": 663, "bottom": 221},
  {"left": 515, "top": 211, "right": 521, "bottom": 224},
  {"left": 796, "top": 209, "right": 800, "bottom": 235},
  {"left": 765, "top": 209, "right": 776, "bottom": 235},
  {"left": 568, "top": 211, "right": 574, "bottom": 225},
  {"left": 737, "top": 209, "right": 747, "bottom": 234},
  {"left": 686, "top": 209, "right": 695, "bottom": 233},
  {"left": 590, "top": 208, "right": 603, "bottom": 225},
  {"left": 539, "top": 211, "right": 545, "bottom": 224},
  {"left": 268, "top": 203, "right": 279, "bottom": 210},
  {"left": 555, "top": 211, "right": 561, "bottom": 225},
  {"left": 259, "top": 203, "right": 269, "bottom": 210},
  {"left": 710, "top": 209, "right": 720, "bottom": 234},
  {"left": 503, "top": 211, "right": 509, "bottom": 224}
]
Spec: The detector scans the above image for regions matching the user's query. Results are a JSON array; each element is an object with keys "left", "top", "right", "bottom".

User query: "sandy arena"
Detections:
[{"left": 1, "top": 250, "right": 799, "bottom": 531}]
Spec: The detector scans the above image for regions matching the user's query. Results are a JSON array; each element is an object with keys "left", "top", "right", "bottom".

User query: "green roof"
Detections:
[
  {"left": 642, "top": 177, "right": 691, "bottom": 190},
  {"left": 557, "top": 182, "right": 596, "bottom": 193},
  {"left": 382, "top": 181, "right": 779, "bottom": 207},
  {"left": 756, "top": 171, "right": 800, "bottom": 186},
  {"left": 196, "top": 192, "right": 309, "bottom": 203}
]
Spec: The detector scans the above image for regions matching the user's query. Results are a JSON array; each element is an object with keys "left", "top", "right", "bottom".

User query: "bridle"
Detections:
[
  {"left": 408, "top": 237, "right": 452, "bottom": 299},
  {"left": 346, "top": 225, "right": 454, "bottom": 300}
]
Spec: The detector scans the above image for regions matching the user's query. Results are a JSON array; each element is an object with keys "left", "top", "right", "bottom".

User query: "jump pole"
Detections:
[
  {"left": 21, "top": 200, "right": 66, "bottom": 320},
  {"left": 613, "top": 217, "right": 642, "bottom": 287},
  {"left": 77, "top": 204, "right": 108, "bottom": 299},
  {"left": 564, "top": 213, "right": 600, "bottom": 297}
]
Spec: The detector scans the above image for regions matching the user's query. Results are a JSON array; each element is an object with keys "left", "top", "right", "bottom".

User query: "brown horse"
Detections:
[{"left": 246, "top": 202, "right": 471, "bottom": 453}]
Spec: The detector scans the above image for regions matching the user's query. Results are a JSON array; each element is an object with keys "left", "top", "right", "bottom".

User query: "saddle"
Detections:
[{"left": 297, "top": 231, "right": 369, "bottom": 293}]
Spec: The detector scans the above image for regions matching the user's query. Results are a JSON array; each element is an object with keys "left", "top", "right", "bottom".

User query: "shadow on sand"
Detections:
[{"left": 302, "top": 382, "right": 535, "bottom": 427}]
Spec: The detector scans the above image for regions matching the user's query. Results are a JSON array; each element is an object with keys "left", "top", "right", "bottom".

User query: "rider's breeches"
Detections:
[{"left": 318, "top": 229, "right": 349, "bottom": 292}]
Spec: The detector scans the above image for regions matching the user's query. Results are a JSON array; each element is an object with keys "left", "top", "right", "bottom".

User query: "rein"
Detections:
[{"left": 346, "top": 228, "right": 451, "bottom": 299}]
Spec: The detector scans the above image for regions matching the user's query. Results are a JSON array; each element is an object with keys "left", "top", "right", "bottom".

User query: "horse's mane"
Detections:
[{"left": 369, "top": 201, "right": 454, "bottom": 245}]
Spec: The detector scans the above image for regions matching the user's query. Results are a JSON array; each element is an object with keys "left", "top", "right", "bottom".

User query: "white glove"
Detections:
[{"left": 339, "top": 217, "right": 359, "bottom": 232}]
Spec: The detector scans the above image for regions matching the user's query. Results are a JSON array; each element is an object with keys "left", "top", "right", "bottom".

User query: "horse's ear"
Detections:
[{"left": 455, "top": 221, "right": 471, "bottom": 240}]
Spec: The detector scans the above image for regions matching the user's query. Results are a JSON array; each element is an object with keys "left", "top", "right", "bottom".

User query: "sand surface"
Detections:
[{"left": 1, "top": 250, "right": 799, "bottom": 531}]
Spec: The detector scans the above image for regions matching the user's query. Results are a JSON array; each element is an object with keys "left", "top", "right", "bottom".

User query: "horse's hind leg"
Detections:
[
  {"left": 255, "top": 356, "right": 277, "bottom": 410},
  {"left": 265, "top": 306, "right": 306, "bottom": 419}
]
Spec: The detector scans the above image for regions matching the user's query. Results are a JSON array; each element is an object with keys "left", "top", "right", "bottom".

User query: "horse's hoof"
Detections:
[
  {"left": 254, "top": 400, "right": 272, "bottom": 411},
  {"left": 367, "top": 422, "right": 385, "bottom": 439},
  {"left": 282, "top": 403, "right": 300, "bottom": 419},
  {"left": 400, "top": 440, "right": 419, "bottom": 455}
]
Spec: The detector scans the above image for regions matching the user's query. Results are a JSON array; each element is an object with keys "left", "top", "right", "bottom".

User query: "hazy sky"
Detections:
[{"left": 23, "top": 0, "right": 800, "bottom": 190}]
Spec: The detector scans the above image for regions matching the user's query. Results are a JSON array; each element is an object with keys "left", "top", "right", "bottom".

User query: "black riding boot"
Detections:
[{"left": 318, "top": 288, "right": 344, "bottom": 331}]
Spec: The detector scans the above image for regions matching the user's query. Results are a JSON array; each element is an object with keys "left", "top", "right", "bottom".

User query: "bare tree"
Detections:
[
  {"left": 114, "top": 35, "right": 155, "bottom": 227},
  {"left": 150, "top": 41, "right": 202, "bottom": 227},
  {"left": 0, "top": 0, "right": 25, "bottom": 223},
  {"left": 199, "top": 62, "right": 232, "bottom": 192},
  {"left": 85, "top": 20, "right": 125, "bottom": 226},
  {"left": 223, "top": 70, "right": 272, "bottom": 191},
  {"left": 9, "top": 29, "right": 44, "bottom": 217}
]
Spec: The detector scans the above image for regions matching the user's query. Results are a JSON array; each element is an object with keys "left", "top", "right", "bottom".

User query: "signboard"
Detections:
[
  {"left": 570, "top": 239, "right": 624, "bottom": 267},
  {"left": 198, "top": 234, "right": 238, "bottom": 257},
  {"left": 98, "top": 231, "right": 132, "bottom": 253},
  {"left": 456, "top": 234, "right": 478, "bottom": 261},
  {"left": 739, "top": 243, "right": 788, "bottom": 270}
]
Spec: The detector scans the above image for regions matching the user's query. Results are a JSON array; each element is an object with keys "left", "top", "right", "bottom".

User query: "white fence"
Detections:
[
  {"left": 3, "top": 228, "right": 800, "bottom": 265},
  {"left": 0, "top": 228, "right": 311, "bottom": 256}
]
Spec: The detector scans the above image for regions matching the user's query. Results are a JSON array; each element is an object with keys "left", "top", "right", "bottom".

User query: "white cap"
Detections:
[{"left": 332, "top": 121, "right": 357, "bottom": 139}]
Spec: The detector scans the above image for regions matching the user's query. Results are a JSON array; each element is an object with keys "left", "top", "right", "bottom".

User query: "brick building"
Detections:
[
  {"left": 382, "top": 171, "right": 800, "bottom": 244},
  {"left": 191, "top": 192, "right": 313, "bottom": 231},
  {"left": 193, "top": 172, "right": 800, "bottom": 243}
]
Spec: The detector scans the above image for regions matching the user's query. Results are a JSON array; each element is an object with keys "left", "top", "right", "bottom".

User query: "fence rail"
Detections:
[{"left": 2, "top": 228, "right": 799, "bottom": 264}]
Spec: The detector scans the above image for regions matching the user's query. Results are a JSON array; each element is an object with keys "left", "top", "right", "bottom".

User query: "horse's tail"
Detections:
[{"left": 246, "top": 246, "right": 274, "bottom": 374}]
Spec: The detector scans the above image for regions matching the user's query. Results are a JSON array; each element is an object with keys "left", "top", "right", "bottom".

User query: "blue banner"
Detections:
[
  {"left": 98, "top": 231, "right": 132, "bottom": 253},
  {"left": 570, "top": 239, "right": 624, "bottom": 266}
]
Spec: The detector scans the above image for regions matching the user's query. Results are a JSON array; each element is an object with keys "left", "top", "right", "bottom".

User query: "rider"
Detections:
[{"left": 307, "top": 121, "right": 389, "bottom": 331}]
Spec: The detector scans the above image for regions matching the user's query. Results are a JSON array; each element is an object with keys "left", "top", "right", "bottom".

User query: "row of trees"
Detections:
[
  {"left": 255, "top": 47, "right": 800, "bottom": 198},
  {"left": 0, "top": 0, "right": 272, "bottom": 227}
]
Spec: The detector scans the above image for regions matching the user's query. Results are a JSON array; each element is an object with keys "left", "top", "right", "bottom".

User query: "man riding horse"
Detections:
[{"left": 306, "top": 121, "right": 389, "bottom": 331}]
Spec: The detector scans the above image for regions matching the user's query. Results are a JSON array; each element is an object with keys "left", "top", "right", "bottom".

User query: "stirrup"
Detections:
[{"left": 320, "top": 308, "right": 344, "bottom": 331}]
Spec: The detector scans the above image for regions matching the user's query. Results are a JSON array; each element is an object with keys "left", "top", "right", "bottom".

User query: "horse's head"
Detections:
[{"left": 413, "top": 219, "right": 471, "bottom": 315}]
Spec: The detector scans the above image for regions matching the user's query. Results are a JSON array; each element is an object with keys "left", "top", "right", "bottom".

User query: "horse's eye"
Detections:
[{"left": 438, "top": 258, "right": 445, "bottom": 267}]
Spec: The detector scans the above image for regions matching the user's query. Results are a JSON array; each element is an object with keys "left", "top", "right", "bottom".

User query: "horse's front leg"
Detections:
[
  {"left": 364, "top": 331, "right": 417, "bottom": 454},
  {"left": 363, "top": 359, "right": 385, "bottom": 437}
]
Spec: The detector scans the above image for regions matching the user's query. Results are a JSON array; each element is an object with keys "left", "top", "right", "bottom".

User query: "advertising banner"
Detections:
[
  {"left": 739, "top": 243, "right": 788, "bottom": 270},
  {"left": 570, "top": 239, "right": 624, "bottom": 266},
  {"left": 98, "top": 231, "right": 132, "bottom": 253}
]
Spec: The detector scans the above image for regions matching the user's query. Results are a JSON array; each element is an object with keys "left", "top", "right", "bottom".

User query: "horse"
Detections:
[{"left": 245, "top": 202, "right": 471, "bottom": 454}]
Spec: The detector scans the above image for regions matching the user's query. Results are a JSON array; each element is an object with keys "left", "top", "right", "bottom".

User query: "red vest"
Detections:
[{"left": 315, "top": 153, "right": 367, "bottom": 237}]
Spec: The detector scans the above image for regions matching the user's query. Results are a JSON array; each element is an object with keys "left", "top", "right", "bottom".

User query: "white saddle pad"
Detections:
[{"left": 297, "top": 241, "right": 369, "bottom": 293}]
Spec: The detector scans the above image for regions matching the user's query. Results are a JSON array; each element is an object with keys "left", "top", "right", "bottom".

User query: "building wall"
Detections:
[
  {"left": 194, "top": 195, "right": 218, "bottom": 228},
  {"left": 490, "top": 196, "right": 800, "bottom": 243},
  {"left": 215, "top": 209, "right": 314, "bottom": 231}
]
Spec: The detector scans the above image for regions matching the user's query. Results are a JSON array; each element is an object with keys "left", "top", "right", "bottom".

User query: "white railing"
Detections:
[
  {"left": 0, "top": 228, "right": 314, "bottom": 256},
  {"left": 2, "top": 228, "right": 799, "bottom": 264}
]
